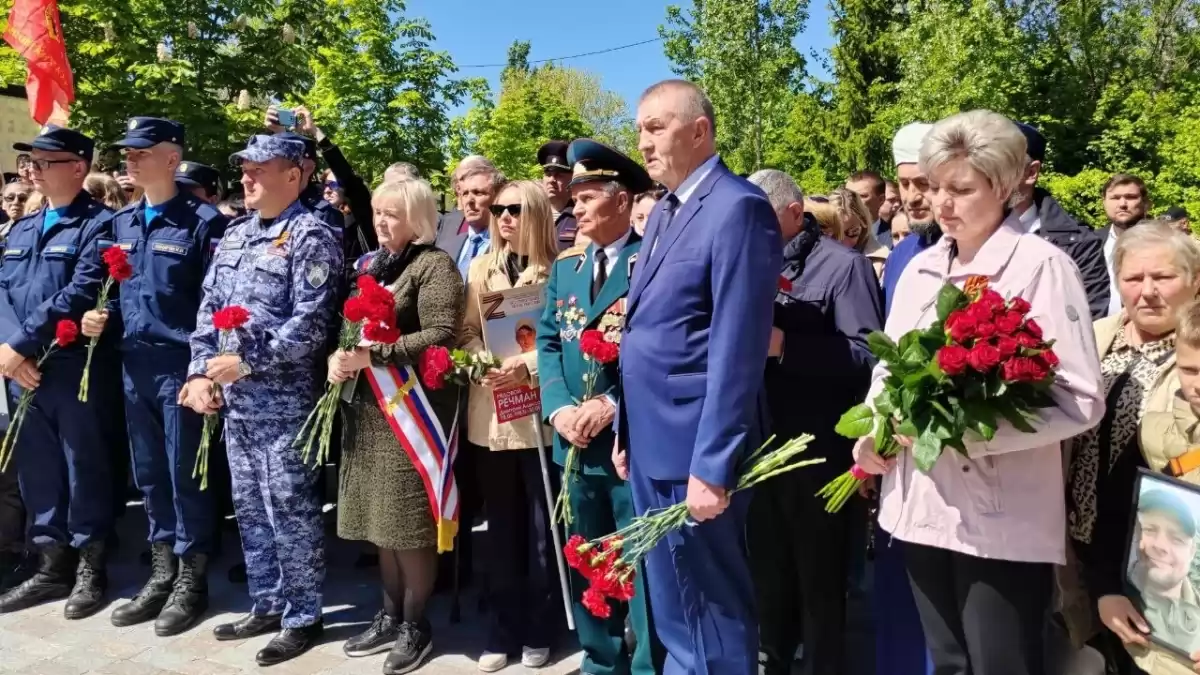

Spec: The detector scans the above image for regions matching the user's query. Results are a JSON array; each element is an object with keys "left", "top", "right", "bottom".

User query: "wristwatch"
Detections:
[{"left": 236, "top": 361, "right": 252, "bottom": 380}]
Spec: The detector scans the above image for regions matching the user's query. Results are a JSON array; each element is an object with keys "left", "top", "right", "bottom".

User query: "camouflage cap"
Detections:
[
  {"left": 230, "top": 134, "right": 304, "bottom": 167},
  {"left": 1140, "top": 488, "right": 1197, "bottom": 538}
]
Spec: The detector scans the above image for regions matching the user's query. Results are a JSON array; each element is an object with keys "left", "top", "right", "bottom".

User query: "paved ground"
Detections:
[{"left": 0, "top": 506, "right": 585, "bottom": 675}]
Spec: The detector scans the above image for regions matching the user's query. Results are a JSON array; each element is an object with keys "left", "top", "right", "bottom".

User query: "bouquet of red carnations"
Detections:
[
  {"left": 79, "top": 247, "right": 133, "bottom": 402},
  {"left": 294, "top": 275, "right": 400, "bottom": 467},
  {"left": 0, "top": 319, "right": 79, "bottom": 471},
  {"left": 817, "top": 277, "right": 1061, "bottom": 512},
  {"left": 553, "top": 329, "right": 620, "bottom": 526},
  {"left": 565, "top": 433, "right": 817, "bottom": 618},
  {"left": 193, "top": 305, "right": 250, "bottom": 490},
  {"left": 418, "top": 345, "right": 502, "bottom": 391}
]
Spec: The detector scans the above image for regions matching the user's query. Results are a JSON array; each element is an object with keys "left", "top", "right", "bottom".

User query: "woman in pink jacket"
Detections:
[{"left": 854, "top": 109, "right": 1105, "bottom": 675}]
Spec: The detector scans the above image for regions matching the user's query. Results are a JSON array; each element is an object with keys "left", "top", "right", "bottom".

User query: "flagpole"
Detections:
[{"left": 530, "top": 406, "right": 576, "bottom": 632}]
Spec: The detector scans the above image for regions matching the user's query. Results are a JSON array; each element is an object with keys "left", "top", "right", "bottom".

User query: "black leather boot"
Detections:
[
  {"left": 213, "top": 613, "right": 282, "bottom": 641},
  {"left": 0, "top": 544, "right": 74, "bottom": 613},
  {"left": 154, "top": 553, "right": 208, "bottom": 636},
  {"left": 64, "top": 541, "right": 107, "bottom": 619},
  {"left": 110, "top": 542, "right": 176, "bottom": 627},
  {"left": 256, "top": 621, "right": 324, "bottom": 666}
]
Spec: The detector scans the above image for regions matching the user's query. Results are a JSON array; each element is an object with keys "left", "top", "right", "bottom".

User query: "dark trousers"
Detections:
[
  {"left": 10, "top": 365, "right": 115, "bottom": 549},
  {"left": 123, "top": 349, "right": 214, "bottom": 556},
  {"left": 0, "top": 462, "right": 22, "bottom": 555},
  {"left": 904, "top": 541, "right": 1053, "bottom": 675},
  {"left": 479, "top": 447, "right": 563, "bottom": 653},
  {"left": 748, "top": 474, "right": 850, "bottom": 675},
  {"left": 439, "top": 437, "right": 481, "bottom": 589}
]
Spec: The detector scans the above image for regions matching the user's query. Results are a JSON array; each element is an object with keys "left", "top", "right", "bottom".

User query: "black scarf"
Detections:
[
  {"left": 505, "top": 252, "right": 529, "bottom": 286},
  {"left": 357, "top": 244, "right": 425, "bottom": 286}
]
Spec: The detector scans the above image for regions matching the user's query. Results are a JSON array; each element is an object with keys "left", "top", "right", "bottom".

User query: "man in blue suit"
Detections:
[{"left": 616, "top": 79, "right": 782, "bottom": 675}]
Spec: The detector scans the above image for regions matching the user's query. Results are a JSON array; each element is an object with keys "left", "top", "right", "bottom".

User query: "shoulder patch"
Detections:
[
  {"left": 305, "top": 260, "right": 331, "bottom": 290},
  {"left": 557, "top": 244, "right": 587, "bottom": 262},
  {"left": 195, "top": 203, "right": 221, "bottom": 222}
]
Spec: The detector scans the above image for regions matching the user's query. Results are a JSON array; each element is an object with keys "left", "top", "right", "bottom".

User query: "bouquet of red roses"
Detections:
[
  {"left": 193, "top": 305, "right": 250, "bottom": 490},
  {"left": 294, "top": 275, "right": 400, "bottom": 467},
  {"left": 817, "top": 278, "right": 1060, "bottom": 512},
  {"left": 418, "top": 345, "right": 502, "bottom": 391},
  {"left": 553, "top": 329, "right": 620, "bottom": 526},
  {"left": 565, "top": 433, "right": 816, "bottom": 618},
  {"left": 79, "top": 247, "right": 133, "bottom": 402},
  {"left": 0, "top": 319, "right": 79, "bottom": 471}
]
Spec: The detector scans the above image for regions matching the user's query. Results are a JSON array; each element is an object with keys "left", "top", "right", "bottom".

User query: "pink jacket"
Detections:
[{"left": 873, "top": 217, "right": 1104, "bottom": 564}]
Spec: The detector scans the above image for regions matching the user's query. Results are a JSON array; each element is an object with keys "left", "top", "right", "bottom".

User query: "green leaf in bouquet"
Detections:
[
  {"left": 867, "top": 332, "right": 899, "bottom": 362},
  {"left": 986, "top": 376, "right": 1008, "bottom": 399},
  {"left": 898, "top": 330, "right": 920, "bottom": 356},
  {"left": 873, "top": 413, "right": 891, "bottom": 451},
  {"left": 945, "top": 436, "right": 968, "bottom": 455},
  {"left": 901, "top": 340, "right": 930, "bottom": 366},
  {"left": 873, "top": 390, "right": 896, "bottom": 416},
  {"left": 895, "top": 416, "right": 920, "bottom": 437},
  {"left": 935, "top": 284, "right": 969, "bottom": 322},
  {"left": 900, "top": 385, "right": 919, "bottom": 414},
  {"left": 994, "top": 398, "right": 1038, "bottom": 433},
  {"left": 961, "top": 400, "right": 999, "bottom": 441},
  {"left": 930, "top": 400, "right": 956, "bottom": 426},
  {"left": 835, "top": 404, "right": 877, "bottom": 438},
  {"left": 913, "top": 423, "right": 944, "bottom": 472}
]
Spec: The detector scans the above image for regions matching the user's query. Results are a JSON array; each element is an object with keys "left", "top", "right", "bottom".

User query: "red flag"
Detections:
[{"left": 3, "top": 0, "right": 75, "bottom": 125}]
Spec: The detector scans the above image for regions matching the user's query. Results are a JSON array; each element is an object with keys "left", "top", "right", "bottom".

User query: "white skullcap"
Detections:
[{"left": 893, "top": 122, "right": 933, "bottom": 166}]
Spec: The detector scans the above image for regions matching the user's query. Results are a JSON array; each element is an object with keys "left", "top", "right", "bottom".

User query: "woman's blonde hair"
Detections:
[
  {"left": 828, "top": 187, "right": 872, "bottom": 252},
  {"left": 805, "top": 197, "right": 842, "bottom": 240},
  {"left": 484, "top": 180, "right": 559, "bottom": 275},
  {"left": 85, "top": 173, "right": 128, "bottom": 211},
  {"left": 1114, "top": 220, "right": 1200, "bottom": 286},
  {"left": 920, "top": 109, "right": 1027, "bottom": 203},
  {"left": 1177, "top": 298, "right": 1200, "bottom": 349},
  {"left": 371, "top": 178, "right": 439, "bottom": 245}
]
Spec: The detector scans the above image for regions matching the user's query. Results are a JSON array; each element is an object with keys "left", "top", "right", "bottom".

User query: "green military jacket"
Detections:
[{"left": 536, "top": 232, "right": 641, "bottom": 476}]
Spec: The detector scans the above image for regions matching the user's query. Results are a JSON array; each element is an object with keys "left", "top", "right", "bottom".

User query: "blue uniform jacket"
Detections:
[
  {"left": 188, "top": 199, "right": 343, "bottom": 420},
  {"left": 619, "top": 160, "right": 782, "bottom": 487},
  {"left": 0, "top": 190, "right": 114, "bottom": 359},
  {"left": 111, "top": 192, "right": 228, "bottom": 351},
  {"left": 537, "top": 233, "right": 641, "bottom": 476},
  {"left": 881, "top": 230, "right": 938, "bottom": 317}
]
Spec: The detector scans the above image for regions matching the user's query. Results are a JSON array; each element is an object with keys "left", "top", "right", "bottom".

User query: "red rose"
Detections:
[
  {"left": 102, "top": 248, "right": 133, "bottom": 282},
  {"left": 582, "top": 586, "right": 612, "bottom": 619},
  {"left": 1008, "top": 296, "right": 1032, "bottom": 315},
  {"left": 936, "top": 344, "right": 970, "bottom": 376},
  {"left": 212, "top": 306, "right": 251, "bottom": 331},
  {"left": 1002, "top": 357, "right": 1038, "bottom": 382},
  {"left": 966, "top": 301, "right": 994, "bottom": 325},
  {"left": 54, "top": 319, "right": 79, "bottom": 348},
  {"left": 1024, "top": 319, "right": 1044, "bottom": 339},
  {"left": 1028, "top": 358, "right": 1050, "bottom": 381},
  {"left": 1015, "top": 331, "right": 1042, "bottom": 349},
  {"left": 1039, "top": 349, "right": 1061, "bottom": 370},
  {"left": 994, "top": 335, "right": 1019, "bottom": 358},
  {"left": 973, "top": 321, "right": 997, "bottom": 339},
  {"left": 420, "top": 346, "right": 454, "bottom": 390},
  {"left": 977, "top": 288, "right": 1006, "bottom": 315},
  {"left": 994, "top": 310, "right": 1023, "bottom": 335},
  {"left": 967, "top": 343, "right": 1002, "bottom": 373},
  {"left": 945, "top": 310, "right": 977, "bottom": 344},
  {"left": 363, "top": 321, "right": 401, "bottom": 345}
]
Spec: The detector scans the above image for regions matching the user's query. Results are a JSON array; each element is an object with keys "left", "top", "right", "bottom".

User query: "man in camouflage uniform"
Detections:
[{"left": 182, "top": 135, "right": 341, "bottom": 667}]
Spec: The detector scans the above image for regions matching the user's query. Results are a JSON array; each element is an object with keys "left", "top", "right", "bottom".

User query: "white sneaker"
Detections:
[
  {"left": 521, "top": 646, "right": 550, "bottom": 668},
  {"left": 478, "top": 651, "right": 508, "bottom": 672}
]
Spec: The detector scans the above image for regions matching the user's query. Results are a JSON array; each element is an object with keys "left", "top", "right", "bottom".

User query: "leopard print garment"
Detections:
[{"left": 1068, "top": 327, "right": 1174, "bottom": 544}]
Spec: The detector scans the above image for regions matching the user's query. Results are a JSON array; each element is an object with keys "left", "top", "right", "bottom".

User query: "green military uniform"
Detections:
[{"left": 536, "top": 139, "right": 656, "bottom": 675}]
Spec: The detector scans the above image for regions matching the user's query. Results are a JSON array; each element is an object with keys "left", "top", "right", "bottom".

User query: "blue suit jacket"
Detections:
[{"left": 618, "top": 160, "right": 782, "bottom": 487}]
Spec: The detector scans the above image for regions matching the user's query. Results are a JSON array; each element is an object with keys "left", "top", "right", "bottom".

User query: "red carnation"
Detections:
[
  {"left": 343, "top": 297, "right": 368, "bottom": 323},
  {"left": 355, "top": 275, "right": 396, "bottom": 322},
  {"left": 212, "top": 306, "right": 251, "bottom": 331},
  {"left": 994, "top": 310, "right": 1023, "bottom": 335},
  {"left": 363, "top": 320, "right": 401, "bottom": 345},
  {"left": 102, "top": 247, "right": 133, "bottom": 283},
  {"left": 55, "top": 319, "right": 79, "bottom": 348},
  {"left": 1008, "top": 297, "right": 1032, "bottom": 316},
  {"left": 944, "top": 311, "right": 977, "bottom": 344},
  {"left": 580, "top": 329, "right": 620, "bottom": 364},
  {"left": 564, "top": 535, "right": 592, "bottom": 572},
  {"left": 582, "top": 586, "right": 612, "bottom": 619},
  {"left": 420, "top": 346, "right": 453, "bottom": 390},
  {"left": 968, "top": 343, "right": 1002, "bottom": 373},
  {"left": 936, "top": 344, "right": 970, "bottom": 376},
  {"left": 1024, "top": 319, "right": 1044, "bottom": 339},
  {"left": 994, "top": 335, "right": 1019, "bottom": 358}
]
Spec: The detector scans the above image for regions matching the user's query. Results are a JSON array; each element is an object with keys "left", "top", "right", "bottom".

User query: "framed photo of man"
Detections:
[{"left": 1125, "top": 468, "right": 1200, "bottom": 658}]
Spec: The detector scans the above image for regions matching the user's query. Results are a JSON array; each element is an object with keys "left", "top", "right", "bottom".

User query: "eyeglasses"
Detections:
[
  {"left": 324, "top": 181, "right": 341, "bottom": 191},
  {"left": 2, "top": 193, "right": 28, "bottom": 203},
  {"left": 489, "top": 203, "right": 522, "bottom": 217},
  {"left": 29, "top": 158, "right": 81, "bottom": 171}
]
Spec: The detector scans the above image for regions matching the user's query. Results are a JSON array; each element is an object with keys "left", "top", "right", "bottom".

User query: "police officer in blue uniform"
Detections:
[
  {"left": 183, "top": 134, "right": 341, "bottom": 666},
  {"left": 0, "top": 125, "right": 117, "bottom": 620},
  {"left": 175, "top": 161, "right": 223, "bottom": 205},
  {"left": 538, "top": 141, "right": 580, "bottom": 251},
  {"left": 274, "top": 131, "right": 344, "bottom": 229},
  {"left": 81, "top": 117, "right": 228, "bottom": 636}
]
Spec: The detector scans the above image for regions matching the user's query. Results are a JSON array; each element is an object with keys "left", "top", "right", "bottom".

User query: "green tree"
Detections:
[{"left": 661, "top": 0, "right": 809, "bottom": 173}]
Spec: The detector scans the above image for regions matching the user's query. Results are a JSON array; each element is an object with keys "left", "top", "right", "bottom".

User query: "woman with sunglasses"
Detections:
[{"left": 460, "top": 180, "right": 562, "bottom": 672}]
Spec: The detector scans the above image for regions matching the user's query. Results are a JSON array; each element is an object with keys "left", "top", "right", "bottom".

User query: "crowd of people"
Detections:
[{"left": 0, "top": 75, "right": 1199, "bottom": 675}]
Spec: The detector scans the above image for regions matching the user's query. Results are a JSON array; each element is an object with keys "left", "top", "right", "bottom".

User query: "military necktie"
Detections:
[{"left": 592, "top": 247, "right": 608, "bottom": 302}]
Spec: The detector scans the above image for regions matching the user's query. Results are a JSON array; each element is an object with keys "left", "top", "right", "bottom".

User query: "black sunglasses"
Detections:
[{"left": 489, "top": 203, "right": 522, "bottom": 217}]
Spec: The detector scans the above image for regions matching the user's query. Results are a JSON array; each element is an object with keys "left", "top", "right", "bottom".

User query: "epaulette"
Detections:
[
  {"left": 194, "top": 202, "right": 221, "bottom": 222},
  {"left": 113, "top": 201, "right": 140, "bottom": 218},
  {"left": 557, "top": 244, "right": 587, "bottom": 262}
]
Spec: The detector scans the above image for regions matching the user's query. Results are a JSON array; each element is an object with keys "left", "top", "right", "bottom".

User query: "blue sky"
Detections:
[{"left": 403, "top": 0, "right": 835, "bottom": 116}]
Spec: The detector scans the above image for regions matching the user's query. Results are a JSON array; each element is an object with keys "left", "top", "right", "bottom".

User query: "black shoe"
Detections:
[
  {"left": 227, "top": 562, "right": 247, "bottom": 584},
  {"left": 0, "top": 544, "right": 74, "bottom": 613},
  {"left": 213, "top": 613, "right": 282, "bottom": 641},
  {"left": 0, "top": 552, "right": 33, "bottom": 594},
  {"left": 111, "top": 542, "right": 176, "bottom": 627},
  {"left": 64, "top": 541, "right": 107, "bottom": 619},
  {"left": 343, "top": 610, "right": 399, "bottom": 657},
  {"left": 154, "top": 553, "right": 208, "bottom": 637},
  {"left": 256, "top": 622, "right": 324, "bottom": 666},
  {"left": 383, "top": 620, "right": 433, "bottom": 675}
]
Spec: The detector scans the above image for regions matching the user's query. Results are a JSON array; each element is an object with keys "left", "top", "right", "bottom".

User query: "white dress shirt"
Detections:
[
  {"left": 1105, "top": 226, "right": 1121, "bottom": 317},
  {"left": 1017, "top": 201, "right": 1041, "bottom": 234}
]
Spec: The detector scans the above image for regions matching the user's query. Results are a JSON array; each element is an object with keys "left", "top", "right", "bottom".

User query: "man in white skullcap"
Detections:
[{"left": 880, "top": 122, "right": 937, "bottom": 316}]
